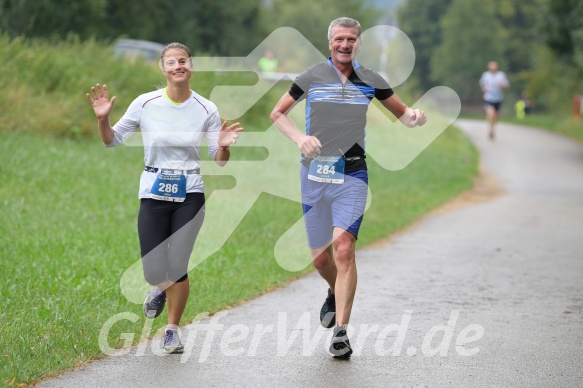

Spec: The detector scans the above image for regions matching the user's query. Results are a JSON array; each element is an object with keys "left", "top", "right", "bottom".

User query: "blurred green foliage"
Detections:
[
  {"left": 0, "top": 0, "right": 381, "bottom": 138},
  {"left": 430, "top": 0, "right": 505, "bottom": 101},
  {"left": 0, "top": 34, "right": 278, "bottom": 138},
  {"left": 0, "top": 34, "right": 166, "bottom": 137},
  {"left": 398, "top": 0, "right": 583, "bottom": 113},
  {"left": 0, "top": 0, "right": 378, "bottom": 57},
  {"left": 2, "top": 0, "right": 582, "bottom": 121}
]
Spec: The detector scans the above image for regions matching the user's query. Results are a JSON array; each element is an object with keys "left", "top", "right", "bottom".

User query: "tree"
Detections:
[
  {"left": 104, "top": 0, "right": 172, "bottom": 44},
  {"left": 0, "top": 0, "right": 107, "bottom": 39},
  {"left": 540, "top": 0, "right": 582, "bottom": 59},
  {"left": 490, "top": 0, "right": 543, "bottom": 74},
  {"left": 430, "top": 0, "right": 505, "bottom": 101},
  {"left": 397, "top": 0, "right": 453, "bottom": 92},
  {"left": 482, "top": 0, "right": 545, "bottom": 96},
  {"left": 262, "top": 0, "right": 379, "bottom": 54},
  {"left": 539, "top": 0, "right": 583, "bottom": 66},
  {"left": 0, "top": 0, "right": 266, "bottom": 57},
  {"left": 525, "top": 0, "right": 583, "bottom": 110},
  {"left": 168, "top": 0, "right": 266, "bottom": 56}
]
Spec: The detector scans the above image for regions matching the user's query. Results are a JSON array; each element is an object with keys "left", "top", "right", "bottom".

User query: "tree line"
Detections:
[
  {"left": 398, "top": 0, "right": 583, "bottom": 111},
  {"left": 1, "top": 0, "right": 581, "bottom": 111},
  {"left": 0, "top": 0, "right": 378, "bottom": 56}
]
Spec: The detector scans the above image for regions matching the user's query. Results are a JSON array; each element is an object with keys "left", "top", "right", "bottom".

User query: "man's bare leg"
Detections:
[
  {"left": 312, "top": 243, "right": 336, "bottom": 291},
  {"left": 486, "top": 106, "right": 497, "bottom": 139},
  {"left": 311, "top": 228, "right": 358, "bottom": 325},
  {"left": 331, "top": 228, "right": 357, "bottom": 325}
]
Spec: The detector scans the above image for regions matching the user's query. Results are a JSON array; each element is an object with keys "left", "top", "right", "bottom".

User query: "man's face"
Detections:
[
  {"left": 488, "top": 61, "right": 499, "bottom": 73},
  {"left": 328, "top": 26, "right": 360, "bottom": 66}
]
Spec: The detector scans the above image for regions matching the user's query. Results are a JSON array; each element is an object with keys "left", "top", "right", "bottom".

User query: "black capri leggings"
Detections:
[{"left": 138, "top": 192, "right": 205, "bottom": 285}]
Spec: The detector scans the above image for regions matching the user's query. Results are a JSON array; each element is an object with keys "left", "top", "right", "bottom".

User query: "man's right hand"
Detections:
[{"left": 298, "top": 135, "right": 322, "bottom": 158}]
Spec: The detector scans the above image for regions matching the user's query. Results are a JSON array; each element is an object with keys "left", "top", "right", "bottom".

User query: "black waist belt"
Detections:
[
  {"left": 301, "top": 155, "right": 363, "bottom": 168},
  {"left": 145, "top": 166, "right": 200, "bottom": 175}
]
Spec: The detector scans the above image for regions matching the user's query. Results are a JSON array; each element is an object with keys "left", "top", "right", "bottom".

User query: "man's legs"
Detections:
[
  {"left": 486, "top": 104, "right": 499, "bottom": 139},
  {"left": 311, "top": 228, "right": 357, "bottom": 325},
  {"left": 331, "top": 228, "right": 356, "bottom": 325},
  {"left": 302, "top": 169, "right": 365, "bottom": 357},
  {"left": 312, "top": 228, "right": 357, "bottom": 358},
  {"left": 312, "top": 244, "right": 336, "bottom": 292}
]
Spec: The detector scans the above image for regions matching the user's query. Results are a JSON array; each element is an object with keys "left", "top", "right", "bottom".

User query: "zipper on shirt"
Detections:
[{"left": 328, "top": 59, "right": 348, "bottom": 99}]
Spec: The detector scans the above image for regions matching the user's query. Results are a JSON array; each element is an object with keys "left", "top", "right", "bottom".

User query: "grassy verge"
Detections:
[
  {"left": 503, "top": 114, "right": 583, "bottom": 144},
  {"left": 461, "top": 107, "right": 583, "bottom": 145}
]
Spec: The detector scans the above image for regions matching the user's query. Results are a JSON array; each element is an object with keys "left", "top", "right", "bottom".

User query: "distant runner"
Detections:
[{"left": 480, "top": 61, "right": 509, "bottom": 139}]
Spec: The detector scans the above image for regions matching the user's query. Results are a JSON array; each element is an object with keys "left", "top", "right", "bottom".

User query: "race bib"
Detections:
[
  {"left": 308, "top": 156, "right": 345, "bottom": 184},
  {"left": 150, "top": 174, "right": 187, "bottom": 202}
]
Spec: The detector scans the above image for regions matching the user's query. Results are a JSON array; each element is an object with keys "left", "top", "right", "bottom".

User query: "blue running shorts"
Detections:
[{"left": 300, "top": 167, "right": 368, "bottom": 249}]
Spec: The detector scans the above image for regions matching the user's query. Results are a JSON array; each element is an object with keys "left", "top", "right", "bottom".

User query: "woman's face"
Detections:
[{"left": 161, "top": 48, "right": 193, "bottom": 85}]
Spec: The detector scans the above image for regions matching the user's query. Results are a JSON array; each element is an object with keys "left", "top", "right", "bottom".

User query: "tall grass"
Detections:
[
  {"left": 0, "top": 35, "right": 149, "bottom": 137},
  {"left": 0, "top": 34, "right": 266, "bottom": 138}
]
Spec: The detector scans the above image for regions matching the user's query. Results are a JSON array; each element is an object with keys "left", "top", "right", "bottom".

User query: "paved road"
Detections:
[{"left": 41, "top": 120, "right": 583, "bottom": 387}]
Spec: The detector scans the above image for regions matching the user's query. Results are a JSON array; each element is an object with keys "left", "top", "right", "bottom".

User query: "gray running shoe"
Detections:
[
  {"left": 143, "top": 288, "right": 166, "bottom": 319},
  {"left": 329, "top": 325, "right": 353, "bottom": 359},
  {"left": 320, "top": 288, "right": 336, "bottom": 328},
  {"left": 163, "top": 329, "right": 184, "bottom": 354}
]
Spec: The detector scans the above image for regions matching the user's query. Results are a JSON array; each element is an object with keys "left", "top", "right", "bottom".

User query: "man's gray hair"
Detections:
[{"left": 327, "top": 17, "right": 362, "bottom": 41}]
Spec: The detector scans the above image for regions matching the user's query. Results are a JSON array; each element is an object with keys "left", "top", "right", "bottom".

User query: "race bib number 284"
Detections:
[{"left": 308, "top": 156, "right": 345, "bottom": 184}]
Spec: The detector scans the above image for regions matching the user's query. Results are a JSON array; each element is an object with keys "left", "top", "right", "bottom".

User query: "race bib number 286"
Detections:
[{"left": 150, "top": 174, "right": 187, "bottom": 202}]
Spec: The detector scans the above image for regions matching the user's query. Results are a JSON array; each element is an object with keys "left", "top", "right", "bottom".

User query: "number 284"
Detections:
[{"left": 316, "top": 165, "right": 335, "bottom": 175}]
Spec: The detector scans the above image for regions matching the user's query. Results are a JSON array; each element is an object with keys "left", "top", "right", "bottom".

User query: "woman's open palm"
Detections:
[{"left": 86, "top": 83, "right": 116, "bottom": 120}]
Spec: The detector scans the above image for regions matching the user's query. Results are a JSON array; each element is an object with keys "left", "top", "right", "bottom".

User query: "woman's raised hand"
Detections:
[{"left": 86, "top": 84, "right": 116, "bottom": 120}]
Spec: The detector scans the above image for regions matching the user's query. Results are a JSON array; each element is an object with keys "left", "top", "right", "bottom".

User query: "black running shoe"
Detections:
[
  {"left": 329, "top": 325, "right": 353, "bottom": 359},
  {"left": 320, "top": 288, "right": 336, "bottom": 328}
]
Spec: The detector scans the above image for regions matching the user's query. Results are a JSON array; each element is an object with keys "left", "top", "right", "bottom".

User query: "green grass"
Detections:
[
  {"left": 461, "top": 104, "right": 583, "bottom": 145},
  {"left": 0, "top": 34, "right": 479, "bottom": 385},
  {"left": 361, "top": 125, "right": 477, "bottom": 245},
  {"left": 503, "top": 113, "right": 583, "bottom": 145}
]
